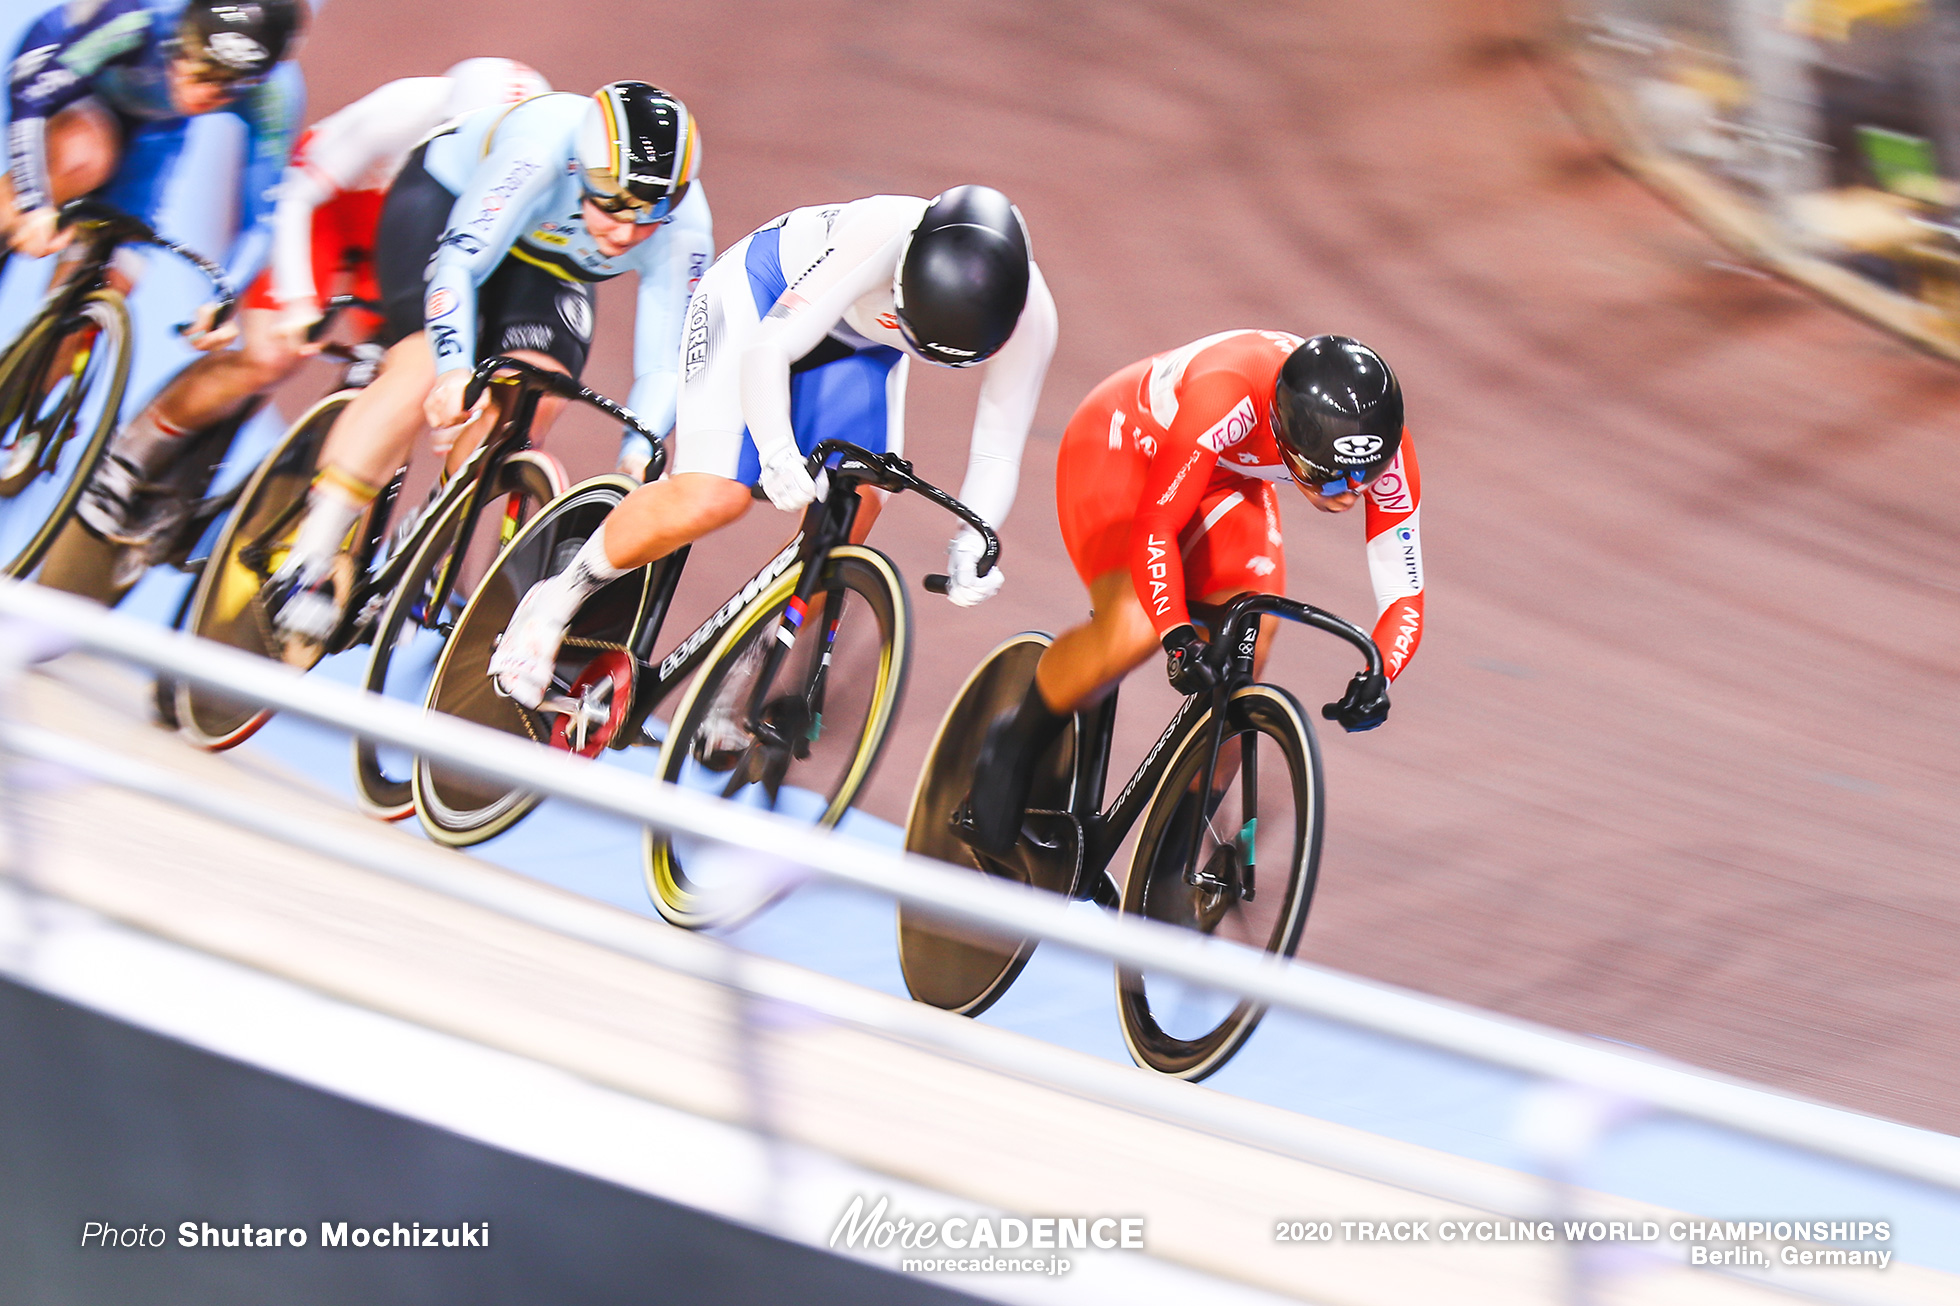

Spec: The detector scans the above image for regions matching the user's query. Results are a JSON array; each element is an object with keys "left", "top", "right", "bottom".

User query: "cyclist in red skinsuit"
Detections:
[{"left": 963, "top": 329, "right": 1423, "bottom": 855}]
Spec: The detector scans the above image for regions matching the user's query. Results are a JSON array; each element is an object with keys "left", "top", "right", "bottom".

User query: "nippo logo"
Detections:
[
  {"left": 425, "top": 288, "right": 457, "bottom": 320},
  {"left": 1332, "top": 433, "right": 1384, "bottom": 462}
]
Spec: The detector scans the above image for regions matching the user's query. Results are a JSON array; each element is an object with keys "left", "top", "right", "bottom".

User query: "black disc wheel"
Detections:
[
  {"left": 352, "top": 449, "right": 563, "bottom": 820},
  {"left": 1116, "top": 684, "right": 1322, "bottom": 1080},
  {"left": 646, "top": 544, "right": 910, "bottom": 929},
  {"left": 0, "top": 289, "right": 133, "bottom": 576},
  {"left": 896, "top": 631, "right": 1080, "bottom": 1016},
  {"left": 414, "top": 475, "right": 646, "bottom": 846},
  {"left": 175, "top": 392, "right": 363, "bottom": 750}
]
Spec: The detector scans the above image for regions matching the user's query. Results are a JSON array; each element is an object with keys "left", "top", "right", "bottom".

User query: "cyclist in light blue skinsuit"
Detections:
[{"left": 263, "top": 81, "right": 713, "bottom": 644}]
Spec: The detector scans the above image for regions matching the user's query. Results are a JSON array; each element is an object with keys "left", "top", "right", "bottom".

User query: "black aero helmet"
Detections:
[
  {"left": 1272, "top": 335, "right": 1404, "bottom": 492},
  {"left": 575, "top": 82, "right": 701, "bottom": 224},
  {"left": 177, "top": 0, "right": 306, "bottom": 82},
  {"left": 893, "top": 185, "right": 1031, "bottom": 367}
]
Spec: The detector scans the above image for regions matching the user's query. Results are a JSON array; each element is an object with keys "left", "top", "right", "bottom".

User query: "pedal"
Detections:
[
  {"left": 951, "top": 803, "right": 1082, "bottom": 899},
  {"left": 546, "top": 650, "right": 634, "bottom": 757},
  {"left": 1019, "top": 809, "right": 1085, "bottom": 898}
]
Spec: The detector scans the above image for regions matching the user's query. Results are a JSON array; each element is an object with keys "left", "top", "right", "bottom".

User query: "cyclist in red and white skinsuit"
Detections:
[
  {"left": 250, "top": 58, "right": 553, "bottom": 343},
  {"left": 963, "top": 329, "right": 1423, "bottom": 855},
  {"left": 79, "top": 59, "right": 550, "bottom": 549}
]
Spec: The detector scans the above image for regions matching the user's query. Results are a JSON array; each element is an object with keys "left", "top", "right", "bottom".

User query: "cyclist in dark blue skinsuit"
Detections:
[
  {"left": 2, "top": 0, "right": 305, "bottom": 537},
  {"left": 5, "top": 0, "right": 303, "bottom": 280}
]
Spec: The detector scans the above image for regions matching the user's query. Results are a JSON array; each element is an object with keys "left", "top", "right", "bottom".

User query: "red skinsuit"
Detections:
[{"left": 1055, "top": 329, "right": 1425, "bottom": 680}]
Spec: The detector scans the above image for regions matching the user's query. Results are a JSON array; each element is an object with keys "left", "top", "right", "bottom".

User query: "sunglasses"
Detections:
[
  {"left": 1312, "top": 468, "right": 1380, "bottom": 496},
  {"left": 583, "top": 184, "right": 682, "bottom": 226},
  {"left": 170, "top": 44, "right": 266, "bottom": 88}
]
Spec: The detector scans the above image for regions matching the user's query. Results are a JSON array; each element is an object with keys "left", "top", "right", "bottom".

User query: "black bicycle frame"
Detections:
[
  {"left": 229, "top": 354, "right": 663, "bottom": 655},
  {"left": 609, "top": 439, "right": 998, "bottom": 750},
  {"left": 3, "top": 201, "right": 233, "bottom": 474},
  {"left": 1059, "top": 592, "right": 1386, "bottom": 890}
]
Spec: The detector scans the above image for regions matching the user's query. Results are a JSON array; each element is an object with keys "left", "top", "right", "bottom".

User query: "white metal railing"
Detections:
[{"left": 0, "top": 578, "right": 1955, "bottom": 1211}]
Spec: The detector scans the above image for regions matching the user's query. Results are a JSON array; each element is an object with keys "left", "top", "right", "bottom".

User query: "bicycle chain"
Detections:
[{"left": 507, "top": 636, "right": 635, "bottom": 745}]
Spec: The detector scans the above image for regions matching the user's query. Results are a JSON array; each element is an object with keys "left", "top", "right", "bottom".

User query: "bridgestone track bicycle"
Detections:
[
  {"left": 0, "top": 200, "right": 233, "bottom": 578},
  {"left": 171, "top": 358, "right": 642, "bottom": 816},
  {"left": 899, "top": 594, "right": 1388, "bottom": 1080},
  {"left": 412, "top": 438, "right": 998, "bottom": 933}
]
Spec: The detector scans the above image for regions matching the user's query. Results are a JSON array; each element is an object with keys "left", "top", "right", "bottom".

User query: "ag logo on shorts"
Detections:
[
  {"left": 558, "top": 291, "right": 592, "bottom": 342},
  {"left": 425, "top": 288, "right": 457, "bottom": 319},
  {"left": 1332, "top": 433, "right": 1384, "bottom": 463}
]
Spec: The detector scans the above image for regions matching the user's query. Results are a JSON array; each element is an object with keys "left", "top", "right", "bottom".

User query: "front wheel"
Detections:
[
  {"left": 0, "top": 289, "right": 133, "bottom": 577},
  {"left": 645, "top": 545, "right": 910, "bottom": 930},
  {"left": 352, "top": 449, "right": 563, "bottom": 820},
  {"left": 1116, "top": 684, "right": 1322, "bottom": 1080}
]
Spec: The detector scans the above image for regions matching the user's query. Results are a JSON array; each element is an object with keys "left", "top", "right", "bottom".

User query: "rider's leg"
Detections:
[
  {"left": 260, "top": 333, "right": 434, "bottom": 637},
  {"left": 288, "top": 327, "right": 462, "bottom": 570},
  {"left": 3, "top": 102, "right": 121, "bottom": 387},
  {"left": 487, "top": 471, "right": 755, "bottom": 709},
  {"left": 597, "top": 472, "right": 756, "bottom": 568},
  {"left": 963, "top": 568, "right": 1153, "bottom": 854},
  {"left": 100, "top": 307, "right": 305, "bottom": 494}
]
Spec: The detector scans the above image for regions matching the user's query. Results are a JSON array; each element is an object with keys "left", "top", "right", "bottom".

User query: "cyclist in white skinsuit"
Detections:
[
  {"left": 265, "top": 81, "right": 713, "bottom": 641},
  {"left": 490, "top": 185, "right": 1060, "bottom": 709}
]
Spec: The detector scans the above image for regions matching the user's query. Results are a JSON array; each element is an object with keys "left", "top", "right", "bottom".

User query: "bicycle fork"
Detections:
[{"left": 1183, "top": 644, "right": 1261, "bottom": 903}]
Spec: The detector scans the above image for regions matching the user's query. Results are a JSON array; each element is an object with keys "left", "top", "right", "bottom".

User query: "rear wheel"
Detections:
[
  {"left": 0, "top": 289, "right": 133, "bottom": 577},
  {"left": 1116, "top": 684, "right": 1321, "bottom": 1080},
  {"left": 174, "top": 392, "right": 361, "bottom": 750},
  {"left": 351, "top": 450, "right": 562, "bottom": 820},
  {"left": 413, "top": 475, "right": 646, "bottom": 845},
  {"left": 896, "top": 632, "right": 1079, "bottom": 1016},
  {"left": 645, "top": 545, "right": 910, "bottom": 929}
]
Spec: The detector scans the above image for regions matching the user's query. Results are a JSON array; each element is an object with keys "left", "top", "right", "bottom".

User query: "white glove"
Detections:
[
  {"left": 944, "top": 531, "right": 1004, "bottom": 607},
  {"left": 757, "top": 442, "right": 822, "bottom": 512},
  {"left": 489, "top": 573, "right": 581, "bottom": 709}
]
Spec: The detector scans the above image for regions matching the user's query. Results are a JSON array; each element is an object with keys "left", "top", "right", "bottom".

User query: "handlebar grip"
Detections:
[{"left": 924, "top": 574, "right": 950, "bottom": 595}]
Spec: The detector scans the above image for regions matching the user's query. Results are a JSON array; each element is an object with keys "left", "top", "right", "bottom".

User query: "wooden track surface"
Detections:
[
  {"left": 278, "top": 1, "right": 1960, "bottom": 1133},
  {"left": 17, "top": 663, "right": 1959, "bottom": 1304}
]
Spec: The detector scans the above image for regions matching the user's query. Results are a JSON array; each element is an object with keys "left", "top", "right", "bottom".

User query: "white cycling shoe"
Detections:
[{"left": 490, "top": 575, "right": 581, "bottom": 710}]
